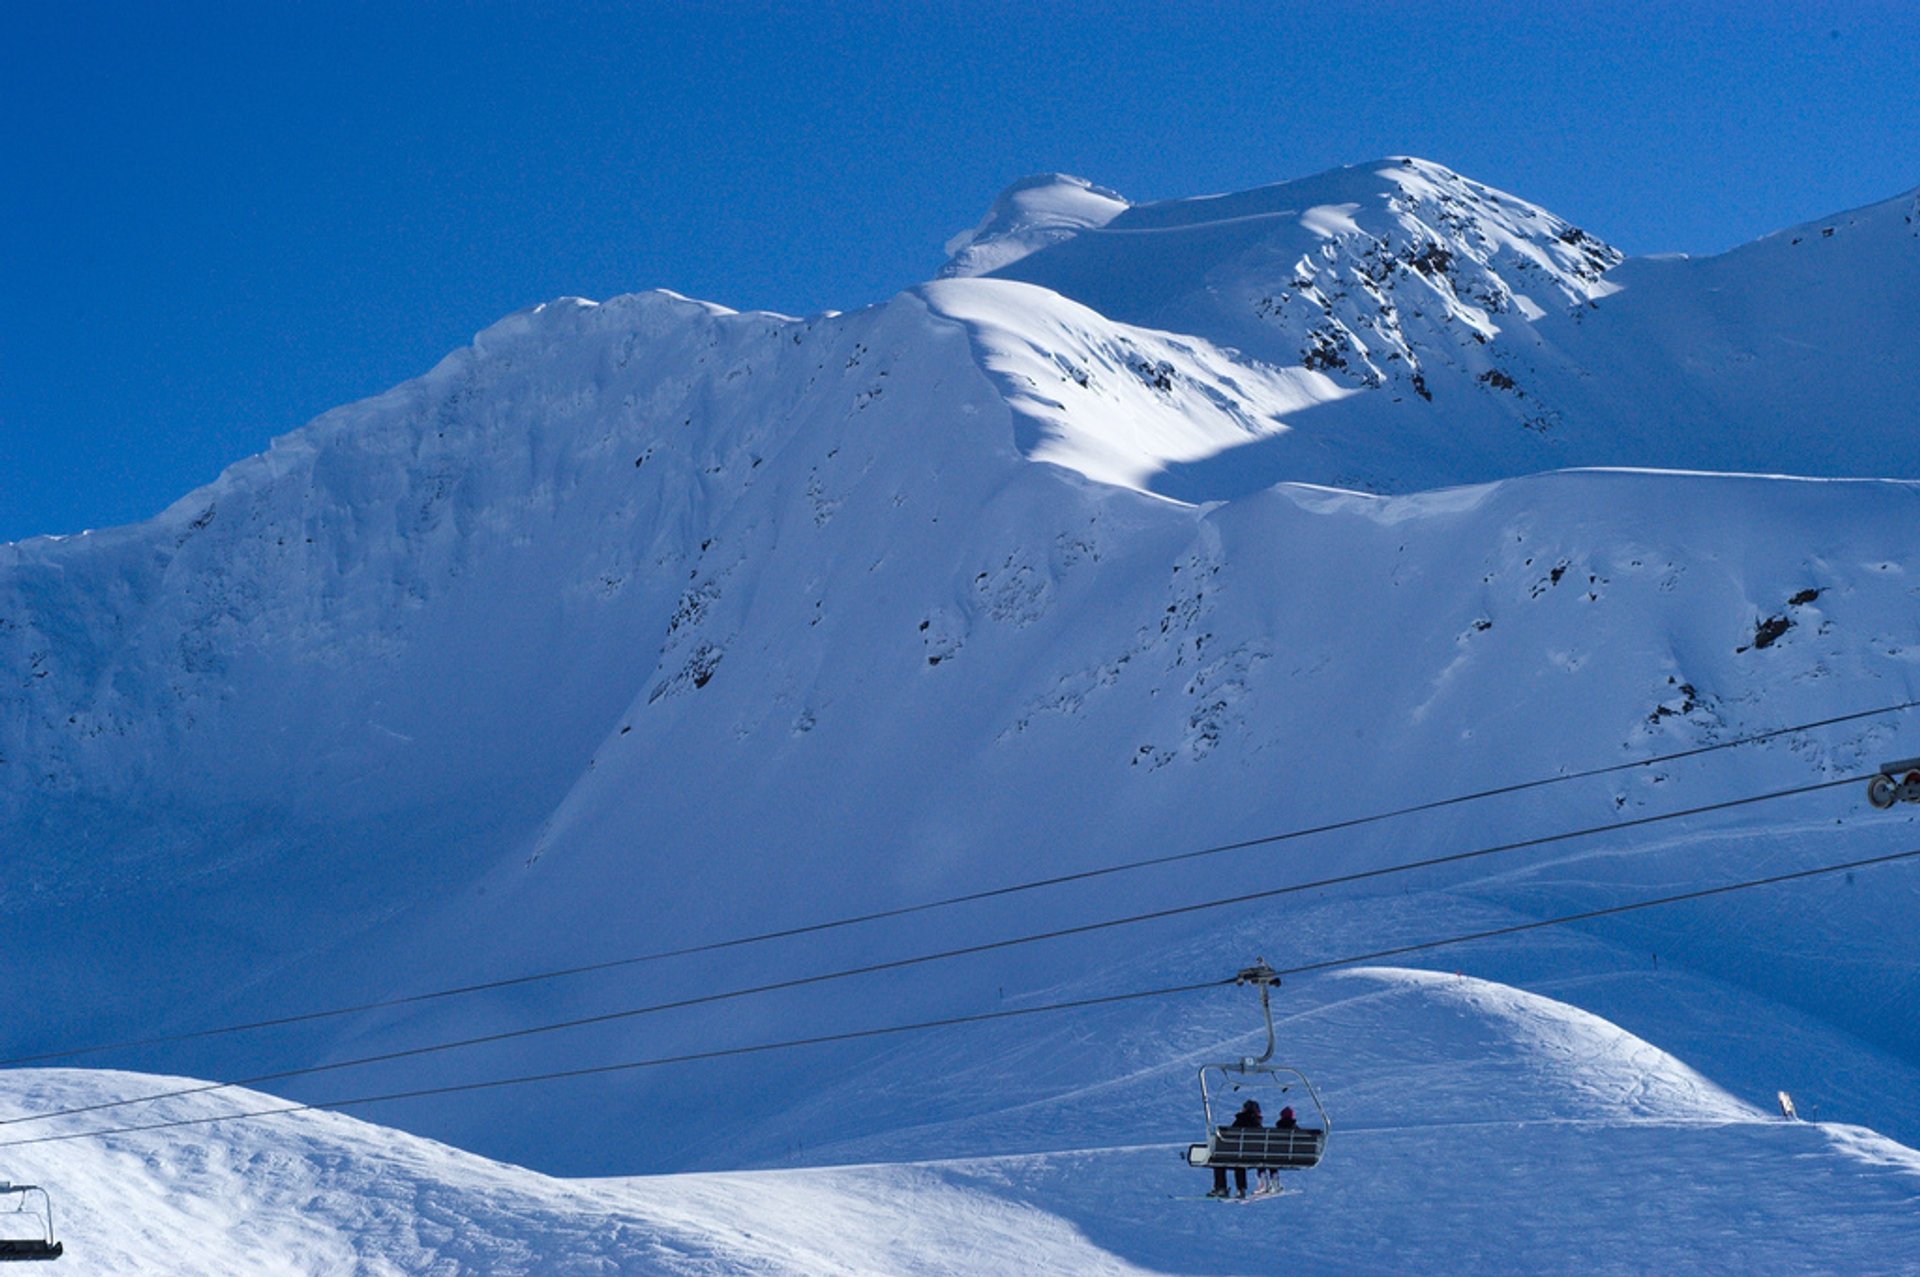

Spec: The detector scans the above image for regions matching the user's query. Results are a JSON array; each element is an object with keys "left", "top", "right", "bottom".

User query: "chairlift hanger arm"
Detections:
[{"left": 1233, "top": 958, "right": 1279, "bottom": 1066}]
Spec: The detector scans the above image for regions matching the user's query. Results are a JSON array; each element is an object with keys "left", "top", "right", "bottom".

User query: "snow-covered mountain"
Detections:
[
  {"left": 5, "top": 158, "right": 1920, "bottom": 1271},
  {"left": 938, "top": 156, "right": 1920, "bottom": 498}
]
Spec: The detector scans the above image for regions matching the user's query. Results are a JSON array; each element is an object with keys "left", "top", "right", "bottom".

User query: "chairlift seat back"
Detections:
[
  {"left": 0, "top": 1238, "right": 61, "bottom": 1261},
  {"left": 1186, "top": 1125, "right": 1326, "bottom": 1170}
]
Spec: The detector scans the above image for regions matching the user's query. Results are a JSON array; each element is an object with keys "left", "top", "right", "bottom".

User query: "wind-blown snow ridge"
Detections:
[{"left": 939, "top": 173, "right": 1129, "bottom": 280}]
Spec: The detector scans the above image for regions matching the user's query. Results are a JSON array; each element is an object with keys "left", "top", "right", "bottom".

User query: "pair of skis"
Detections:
[{"left": 1179, "top": 1185, "right": 1287, "bottom": 1203}]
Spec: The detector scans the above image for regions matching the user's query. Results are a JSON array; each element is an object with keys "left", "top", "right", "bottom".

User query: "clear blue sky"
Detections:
[{"left": 5, "top": 1, "right": 1916, "bottom": 542}]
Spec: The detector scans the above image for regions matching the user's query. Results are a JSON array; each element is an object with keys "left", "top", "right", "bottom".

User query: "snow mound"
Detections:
[
  {"left": 0, "top": 1069, "right": 1155, "bottom": 1275},
  {"left": 1329, "top": 967, "right": 1757, "bottom": 1122},
  {"left": 9, "top": 967, "right": 1919, "bottom": 1274}
]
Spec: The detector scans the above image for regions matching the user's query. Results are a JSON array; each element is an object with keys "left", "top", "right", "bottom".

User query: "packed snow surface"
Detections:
[
  {"left": 9, "top": 970, "right": 1919, "bottom": 1274},
  {"left": 5, "top": 156, "right": 1920, "bottom": 1271}
]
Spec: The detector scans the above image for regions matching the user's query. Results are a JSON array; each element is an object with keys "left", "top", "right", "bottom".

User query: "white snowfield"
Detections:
[
  {"left": 9, "top": 969, "right": 1918, "bottom": 1275},
  {"left": 5, "top": 157, "right": 1920, "bottom": 1271}
]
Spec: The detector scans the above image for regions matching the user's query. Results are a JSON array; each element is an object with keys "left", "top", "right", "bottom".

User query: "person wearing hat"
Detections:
[
  {"left": 1258, "top": 1106, "right": 1299, "bottom": 1193},
  {"left": 1208, "top": 1100, "right": 1264, "bottom": 1198}
]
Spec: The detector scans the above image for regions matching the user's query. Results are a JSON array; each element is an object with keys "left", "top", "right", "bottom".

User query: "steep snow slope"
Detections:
[
  {"left": 1519, "top": 190, "right": 1920, "bottom": 477},
  {"left": 4, "top": 158, "right": 1920, "bottom": 1216},
  {"left": 414, "top": 465, "right": 1920, "bottom": 1168},
  {"left": 0, "top": 287, "right": 1004, "bottom": 1064}
]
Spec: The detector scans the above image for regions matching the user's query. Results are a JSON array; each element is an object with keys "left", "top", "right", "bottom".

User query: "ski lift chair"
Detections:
[
  {"left": 1184, "top": 962, "right": 1330, "bottom": 1179},
  {"left": 0, "top": 1183, "right": 60, "bottom": 1261}
]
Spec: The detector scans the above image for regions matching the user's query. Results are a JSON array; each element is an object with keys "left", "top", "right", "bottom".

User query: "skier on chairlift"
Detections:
[
  {"left": 1208, "top": 1100, "right": 1264, "bottom": 1198},
  {"left": 1255, "top": 1106, "right": 1299, "bottom": 1193}
]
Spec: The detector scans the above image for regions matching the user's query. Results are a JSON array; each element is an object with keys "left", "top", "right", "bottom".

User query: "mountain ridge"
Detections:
[{"left": 5, "top": 159, "right": 1920, "bottom": 1206}]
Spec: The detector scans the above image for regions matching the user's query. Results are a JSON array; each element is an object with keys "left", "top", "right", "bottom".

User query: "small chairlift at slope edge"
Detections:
[
  {"left": 0, "top": 1183, "right": 60, "bottom": 1262},
  {"left": 1866, "top": 757, "right": 1920, "bottom": 809},
  {"left": 1184, "top": 961, "right": 1329, "bottom": 1191}
]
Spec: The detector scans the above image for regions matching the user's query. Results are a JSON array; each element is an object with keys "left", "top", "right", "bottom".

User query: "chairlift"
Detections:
[
  {"left": 1866, "top": 757, "right": 1920, "bottom": 809},
  {"left": 0, "top": 1183, "right": 60, "bottom": 1262},
  {"left": 1184, "top": 960, "right": 1329, "bottom": 1186}
]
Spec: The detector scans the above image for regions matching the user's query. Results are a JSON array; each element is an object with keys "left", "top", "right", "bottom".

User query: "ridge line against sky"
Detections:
[{"left": 5, "top": 1, "right": 1918, "bottom": 543}]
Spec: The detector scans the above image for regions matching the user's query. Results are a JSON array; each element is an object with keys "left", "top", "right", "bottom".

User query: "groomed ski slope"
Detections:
[{"left": 7, "top": 964, "right": 1917, "bottom": 1275}]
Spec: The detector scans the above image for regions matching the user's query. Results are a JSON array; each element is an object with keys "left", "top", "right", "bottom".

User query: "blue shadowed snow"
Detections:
[{"left": 4, "top": 162, "right": 1920, "bottom": 1269}]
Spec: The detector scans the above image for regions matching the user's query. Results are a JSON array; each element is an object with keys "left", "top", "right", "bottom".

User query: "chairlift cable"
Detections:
[
  {"left": 6, "top": 842, "right": 1918, "bottom": 1153},
  {"left": 1, "top": 699, "right": 1906, "bottom": 1072},
  {"left": 0, "top": 772, "right": 1865, "bottom": 1130},
  {"left": 0, "top": 978, "right": 1231, "bottom": 1150},
  {"left": 1263, "top": 842, "right": 1920, "bottom": 979}
]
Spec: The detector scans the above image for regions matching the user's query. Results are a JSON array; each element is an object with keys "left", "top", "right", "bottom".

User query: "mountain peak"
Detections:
[
  {"left": 959, "top": 158, "right": 1622, "bottom": 401},
  {"left": 939, "top": 173, "right": 1129, "bottom": 279}
]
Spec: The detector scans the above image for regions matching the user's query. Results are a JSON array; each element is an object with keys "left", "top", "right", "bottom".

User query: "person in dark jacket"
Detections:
[
  {"left": 1276, "top": 1106, "right": 1298, "bottom": 1130},
  {"left": 1208, "top": 1100, "right": 1263, "bottom": 1197}
]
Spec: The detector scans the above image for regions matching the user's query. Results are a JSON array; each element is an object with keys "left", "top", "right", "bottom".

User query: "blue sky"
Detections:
[{"left": 5, "top": 1, "right": 1917, "bottom": 542}]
